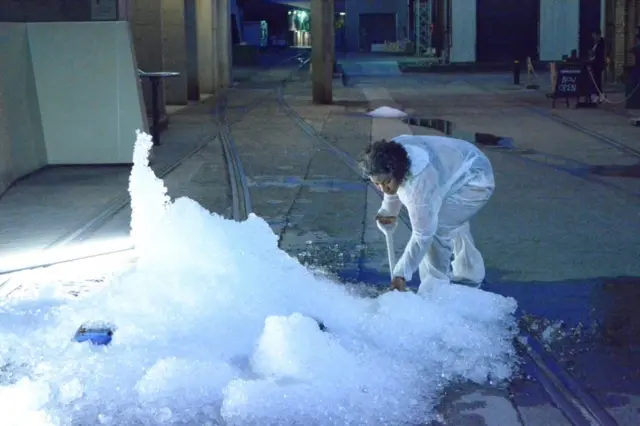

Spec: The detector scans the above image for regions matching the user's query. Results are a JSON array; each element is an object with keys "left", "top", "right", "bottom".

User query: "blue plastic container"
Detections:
[{"left": 73, "top": 322, "right": 115, "bottom": 346}]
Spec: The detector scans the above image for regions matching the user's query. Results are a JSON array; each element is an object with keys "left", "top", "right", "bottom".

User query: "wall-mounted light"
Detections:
[{"left": 339, "top": 12, "right": 346, "bottom": 16}]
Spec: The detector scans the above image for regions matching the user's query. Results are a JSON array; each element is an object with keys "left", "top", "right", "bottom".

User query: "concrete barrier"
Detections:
[{"left": 0, "top": 21, "right": 146, "bottom": 196}]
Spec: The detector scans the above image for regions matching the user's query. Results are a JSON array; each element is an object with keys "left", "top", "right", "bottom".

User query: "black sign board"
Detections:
[
  {"left": 552, "top": 63, "right": 602, "bottom": 108},
  {"left": 555, "top": 67, "right": 581, "bottom": 96},
  {"left": 552, "top": 65, "right": 582, "bottom": 107}
]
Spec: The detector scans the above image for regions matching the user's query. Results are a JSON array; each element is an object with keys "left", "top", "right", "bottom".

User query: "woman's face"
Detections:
[{"left": 370, "top": 175, "right": 399, "bottom": 195}]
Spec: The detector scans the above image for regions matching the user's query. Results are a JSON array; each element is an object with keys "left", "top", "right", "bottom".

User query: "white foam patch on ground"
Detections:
[
  {"left": 0, "top": 131, "right": 519, "bottom": 425},
  {"left": 367, "top": 106, "right": 408, "bottom": 118}
]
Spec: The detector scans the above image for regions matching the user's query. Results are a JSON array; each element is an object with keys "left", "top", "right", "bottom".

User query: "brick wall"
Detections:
[
  {"left": 612, "top": 0, "right": 640, "bottom": 79},
  {"left": 627, "top": 0, "right": 637, "bottom": 64},
  {"left": 613, "top": 0, "right": 626, "bottom": 78}
]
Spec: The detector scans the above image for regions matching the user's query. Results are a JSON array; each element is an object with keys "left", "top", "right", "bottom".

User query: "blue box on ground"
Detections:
[{"left": 73, "top": 322, "right": 115, "bottom": 346}]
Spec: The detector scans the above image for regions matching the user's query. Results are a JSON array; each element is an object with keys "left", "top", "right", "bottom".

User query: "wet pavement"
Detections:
[
  {"left": 498, "top": 276, "right": 640, "bottom": 424},
  {"left": 276, "top": 60, "right": 640, "bottom": 425},
  {"left": 2, "top": 51, "right": 640, "bottom": 424}
]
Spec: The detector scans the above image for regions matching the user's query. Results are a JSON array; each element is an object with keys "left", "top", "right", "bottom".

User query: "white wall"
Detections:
[
  {"left": 1, "top": 21, "right": 145, "bottom": 196},
  {"left": 27, "top": 21, "right": 146, "bottom": 165},
  {"left": 0, "top": 23, "right": 47, "bottom": 196},
  {"left": 450, "top": 0, "right": 476, "bottom": 63},
  {"left": 539, "top": 0, "right": 580, "bottom": 61}
]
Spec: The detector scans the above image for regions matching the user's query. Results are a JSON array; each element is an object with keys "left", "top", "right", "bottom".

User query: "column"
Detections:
[
  {"left": 184, "top": 0, "right": 200, "bottom": 101},
  {"left": 216, "top": 0, "right": 232, "bottom": 88},
  {"left": 613, "top": 0, "right": 626, "bottom": 79},
  {"left": 196, "top": 0, "right": 215, "bottom": 94},
  {"left": 130, "top": 0, "right": 166, "bottom": 123},
  {"left": 162, "top": 0, "right": 188, "bottom": 104},
  {"left": 627, "top": 0, "right": 638, "bottom": 64},
  {"left": 311, "top": 0, "right": 334, "bottom": 104}
]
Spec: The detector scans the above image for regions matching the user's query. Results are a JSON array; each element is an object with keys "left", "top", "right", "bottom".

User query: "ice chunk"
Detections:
[
  {"left": 251, "top": 313, "right": 336, "bottom": 381},
  {"left": 58, "top": 378, "right": 83, "bottom": 404},
  {"left": 135, "top": 357, "right": 238, "bottom": 406},
  {"left": 0, "top": 131, "right": 518, "bottom": 425},
  {"left": 223, "top": 312, "right": 435, "bottom": 425},
  {"left": 366, "top": 106, "right": 408, "bottom": 118},
  {"left": 0, "top": 378, "right": 53, "bottom": 426}
]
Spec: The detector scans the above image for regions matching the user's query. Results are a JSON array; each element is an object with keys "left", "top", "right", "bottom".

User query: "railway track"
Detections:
[
  {"left": 0, "top": 55, "right": 623, "bottom": 425},
  {"left": 462, "top": 80, "right": 631, "bottom": 426},
  {"left": 275, "top": 68, "right": 621, "bottom": 426},
  {"left": 469, "top": 79, "right": 640, "bottom": 172}
]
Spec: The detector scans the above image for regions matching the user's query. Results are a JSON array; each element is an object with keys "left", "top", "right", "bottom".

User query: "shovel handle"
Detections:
[{"left": 377, "top": 220, "right": 397, "bottom": 279}]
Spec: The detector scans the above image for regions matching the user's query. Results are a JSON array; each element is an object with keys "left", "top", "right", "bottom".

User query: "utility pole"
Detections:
[{"left": 311, "top": 0, "right": 334, "bottom": 104}]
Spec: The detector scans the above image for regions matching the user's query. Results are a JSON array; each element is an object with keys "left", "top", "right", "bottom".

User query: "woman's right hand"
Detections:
[{"left": 375, "top": 215, "right": 397, "bottom": 225}]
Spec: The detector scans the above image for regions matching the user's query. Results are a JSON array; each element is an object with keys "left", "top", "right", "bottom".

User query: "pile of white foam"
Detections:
[
  {"left": 0, "top": 131, "right": 518, "bottom": 425},
  {"left": 367, "top": 106, "right": 408, "bottom": 118}
]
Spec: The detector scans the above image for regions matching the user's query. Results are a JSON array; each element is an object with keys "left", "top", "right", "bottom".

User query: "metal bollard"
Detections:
[{"left": 513, "top": 60, "right": 521, "bottom": 85}]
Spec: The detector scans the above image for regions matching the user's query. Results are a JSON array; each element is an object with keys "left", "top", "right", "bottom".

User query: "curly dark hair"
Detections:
[{"left": 357, "top": 139, "right": 411, "bottom": 183}]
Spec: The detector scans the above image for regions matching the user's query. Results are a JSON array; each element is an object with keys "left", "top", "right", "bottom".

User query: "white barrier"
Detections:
[{"left": 0, "top": 21, "right": 146, "bottom": 195}]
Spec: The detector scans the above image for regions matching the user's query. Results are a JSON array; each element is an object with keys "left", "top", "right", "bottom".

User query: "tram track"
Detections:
[
  {"left": 215, "top": 50, "right": 311, "bottom": 223},
  {"left": 379, "top": 75, "right": 640, "bottom": 198},
  {"left": 468, "top": 79, "right": 640, "bottom": 161},
  {"left": 0, "top": 53, "right": 621, "bottom": 425},
  {"left": 461, "top": 80, "right": 627, "bottom": 426},
  {"left": 275, "top": 68, "right": 619, "bottom": 426},
  {"left": 503, "top": 87, "right": 638, "bottom": 199}
]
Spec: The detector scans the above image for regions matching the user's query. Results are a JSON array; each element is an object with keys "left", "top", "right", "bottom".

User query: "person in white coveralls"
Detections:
[{"left": 357, "top": 135, "right": 495, "bottom": 293}]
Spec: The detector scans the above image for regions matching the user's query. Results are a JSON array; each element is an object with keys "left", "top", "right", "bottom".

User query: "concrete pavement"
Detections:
[
  {"left": 0, "top": 49, "right": 309, "bottom": 261},
  {"left": 0, "top": 95, "right": 225, "bottom": 260},
  {"left": 279, "top": 64, "right": 640, "bottom": 425},
  {"left": 2, "top": 51, "right": 640, "bottom": 424}
]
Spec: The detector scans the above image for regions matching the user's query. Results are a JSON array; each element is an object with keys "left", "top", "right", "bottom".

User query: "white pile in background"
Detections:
[
  {"left": 0, "top": 131, "right": 518, "bottom": 426},
  {"left": 366, "top": 106, "right": 408, "bottom": 118}
]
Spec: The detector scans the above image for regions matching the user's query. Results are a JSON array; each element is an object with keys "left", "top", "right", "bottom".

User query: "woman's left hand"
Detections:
[{"left": 390, "top": 276, "right": 406, "bottom": 292}]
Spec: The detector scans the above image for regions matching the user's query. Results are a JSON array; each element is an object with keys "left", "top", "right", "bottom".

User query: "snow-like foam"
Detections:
[
  {"left": 0, "top": 131, "right": 518, "bottom": 425},
  {"left": 367, "top": 106, "right": 408, "bottom": 118}
]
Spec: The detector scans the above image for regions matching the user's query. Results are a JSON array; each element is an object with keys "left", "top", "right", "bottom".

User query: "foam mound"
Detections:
[
  {"left": 0, "top": 131, "right": 518, "bottom": 425},
  {"left": 366, "top": 106, "right": 408, "bottom": 118}
]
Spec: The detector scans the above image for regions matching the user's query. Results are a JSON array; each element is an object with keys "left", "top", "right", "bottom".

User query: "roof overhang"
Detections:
[
  {"left": 270, "top": 0, "right": 310, "bottom": 9},
  {"left": 268, "top": 0, "right": 345, "bottom": 13}
]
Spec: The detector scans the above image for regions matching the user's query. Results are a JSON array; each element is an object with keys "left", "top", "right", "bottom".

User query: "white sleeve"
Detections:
[
  {"left": 377, "top": 193, "right": 403, "bottom": 217},
  {"left": 391, "top": 173, "right": 441, "bottom": 281}
]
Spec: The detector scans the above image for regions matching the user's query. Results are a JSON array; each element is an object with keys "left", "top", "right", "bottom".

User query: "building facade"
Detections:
[
  {"left": 446, "top": 0, "right": 603, "bottom": 63},
  {"left": 343, "top": 0, "right": 409, "bottom": 52},
  {"left": 610, "top": 0, "right": 640, "bottom": 78},
  {"left": 338, "top": 0, "right": 637, "bottom": 76}
]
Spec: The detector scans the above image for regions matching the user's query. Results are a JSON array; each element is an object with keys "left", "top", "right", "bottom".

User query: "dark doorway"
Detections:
[
  {"left": 476, "top": 0, "right": 540, "bottom": 62},
  {"left": 231, "top": 14, "right": 241, "bottom": 44},
  {"left": 579, "top": 0, "right": 602, "bottom": 59},
  {"left": 359, "top": 13, "right": 396, "bottom": 52}
]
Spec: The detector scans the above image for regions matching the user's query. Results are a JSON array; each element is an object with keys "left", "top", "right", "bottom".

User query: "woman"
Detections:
[
  {"left": 357, "top": 135, "right": 495, "bottom": 294},
  {"left": 589, "top": 29, "right": 606, "bottom": 103}
]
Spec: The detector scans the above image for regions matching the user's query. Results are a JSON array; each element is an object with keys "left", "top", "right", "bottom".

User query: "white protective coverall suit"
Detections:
[{"left": 378, "top": 135, "right": 495, "bottom": 293}]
